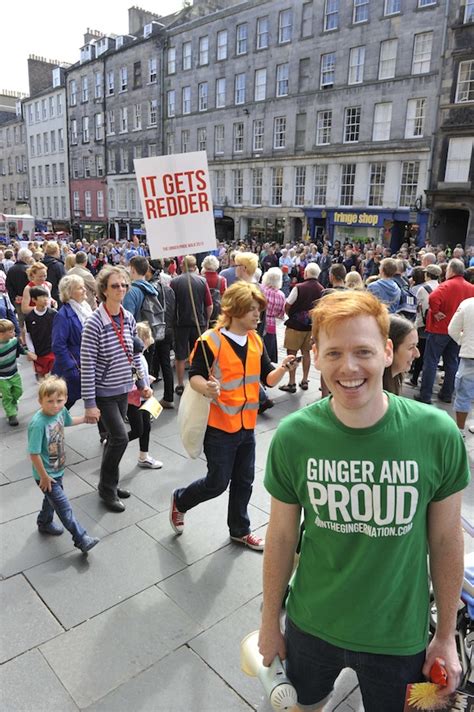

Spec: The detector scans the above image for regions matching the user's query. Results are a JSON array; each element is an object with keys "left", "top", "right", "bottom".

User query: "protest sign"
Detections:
[{"left": 134, "top": 151, "right": 217, "bottom": 258}]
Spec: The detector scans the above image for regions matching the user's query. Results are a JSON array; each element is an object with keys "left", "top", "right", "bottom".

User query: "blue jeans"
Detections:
[
  {"left": 36, "top": 477, "right": 86, "bottom": 547},
  {"left": 175, "top": 426, "right": 255, "bottom": 537},
  {"left": 285, "top": 618, "right": 425, "bottom": 712},
  {"left": 419, "top": 333, "right": 460, "bottom": 402},
  {"left": 96, "top": 393, "right": 129, "bottom": 501}
]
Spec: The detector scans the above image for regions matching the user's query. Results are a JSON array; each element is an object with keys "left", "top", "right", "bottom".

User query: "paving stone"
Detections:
[
  {"left": 159, "top": 535, "right": 265, "bottom": 628},
  {"left": 249, "top": 469, "right": 272, "bottom": 514},
  {"left": 154, "top": 431, "right": 199, "bottom": 459},
  {"left": 0, "top": 511, "right": 107, "bottom": 579},
  {"left": 86, "top": 646, "right": 251, "bottom": 712},
  {"left": 0, "top": 649, "right": 78, "bottom": 712},
  {"left": 138, "top": 499, "right": 268, "bottom": 565},
  {"left": 24, "top": 525, "right": 185, "bottom": 629},
  {"left": 72, "top": 491, "right": 158, "bottom": 534},
  {"left": 40, "top": 585, "right": 203, "bottom": 708},
  {"left": 0, "top": 471, "right": 95, "bottom": 524},
  {"left": 0, "top": 575, "right": 63, "bottom": 663},
  {"left": 0, "top": 471, "right": 8, "bottom": 485}
]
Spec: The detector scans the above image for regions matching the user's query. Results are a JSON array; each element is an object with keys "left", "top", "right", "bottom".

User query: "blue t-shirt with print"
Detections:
[{"left": 28, "top": 407, "right": 73, "bottom": 481}]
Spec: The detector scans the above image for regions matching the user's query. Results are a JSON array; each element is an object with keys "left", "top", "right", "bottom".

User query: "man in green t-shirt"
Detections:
[{"left": 259, "top": 290, "right": 470, "bottom": 712}]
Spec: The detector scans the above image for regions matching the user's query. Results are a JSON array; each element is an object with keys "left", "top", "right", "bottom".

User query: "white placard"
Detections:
[{"left": 134, "top": 152, "right": 217, "bottom": 258}]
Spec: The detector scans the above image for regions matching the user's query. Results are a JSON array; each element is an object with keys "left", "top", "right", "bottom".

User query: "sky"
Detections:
[{"left": 2, "top": 0, "right": 182, "bottom": 95}]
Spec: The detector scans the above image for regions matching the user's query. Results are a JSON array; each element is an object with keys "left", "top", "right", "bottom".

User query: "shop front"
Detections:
[{"left": 304, "top": 208, "right": 429, "bottom": 252}]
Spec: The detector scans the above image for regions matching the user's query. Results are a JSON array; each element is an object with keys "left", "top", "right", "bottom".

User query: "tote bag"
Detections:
[{"left": 178, "top": 383, "right": 210, "bottom": 459}]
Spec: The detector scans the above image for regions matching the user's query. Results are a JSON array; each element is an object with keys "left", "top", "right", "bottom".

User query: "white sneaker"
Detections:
[{"left": 138, "top": 456, "right": 163, "bottom": 469}]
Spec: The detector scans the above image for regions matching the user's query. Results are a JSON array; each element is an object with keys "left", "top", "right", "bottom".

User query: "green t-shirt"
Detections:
[
  {"left": 28, "top": 407, "right": 73, "bottom": 481},
  {"left": 264, "top": 394, "right": 470, "bottom": 656}
]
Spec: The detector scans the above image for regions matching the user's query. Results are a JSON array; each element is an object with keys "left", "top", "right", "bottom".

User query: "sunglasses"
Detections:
[{"left": 109, "top": 282, "right": 129, "bottom": 290}]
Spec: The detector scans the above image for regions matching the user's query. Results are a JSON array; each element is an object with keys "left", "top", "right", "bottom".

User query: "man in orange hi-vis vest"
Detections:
[{"left": 169, "top": 281, "right": 297, "bottom": 551}]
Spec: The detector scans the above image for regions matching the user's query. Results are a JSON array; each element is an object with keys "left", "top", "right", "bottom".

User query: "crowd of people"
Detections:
[{"left": 0, "top": 230, "right": 473, "bottom": 710}]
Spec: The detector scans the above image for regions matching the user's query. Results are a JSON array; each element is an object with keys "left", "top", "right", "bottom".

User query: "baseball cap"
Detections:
[{"left": 424, "top": 264, "right": 442, "bottom": 278}]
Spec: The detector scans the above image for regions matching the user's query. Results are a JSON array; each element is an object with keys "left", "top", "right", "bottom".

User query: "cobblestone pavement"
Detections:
[{"left": 1, "top": 337, "right": 473, "bottom": 711}]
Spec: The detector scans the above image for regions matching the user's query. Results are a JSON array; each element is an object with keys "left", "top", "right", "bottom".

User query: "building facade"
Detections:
[{"left": 0, "top": 109, "right": 29, "bottom": 216}]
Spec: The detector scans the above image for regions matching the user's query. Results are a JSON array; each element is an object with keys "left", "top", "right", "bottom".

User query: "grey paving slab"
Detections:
[
  {"left": 159, "top": 534, "right": 265, "bottom": 628},
  {"left": 0, "top": 649, "right": 79, "bottom": 712},
  {"left": 72, "top": 491, "right": 158, "bottom": 534},
  {"left": 249, "top": 468, "right": 272, "bottom": 514},
  {"left": 154, "top": 430, "right": 201, "bottom": 459},
  {"left": 0, "top": 471, "right": 95, "bottom": 524},
  {"left": 40, "top": 585, "right": 203, "bottom": 709},
  {"left": 0, "top": 574, "right": 63, "bottom": 664},
  {"left": 0, "top": 511, "right": 107, "bottom": 579},
  {"left": 24, "top": 525, "right": 185, "bottom": 629},
  {"left": 86, "top": 646, "right": 251, "bottom": 712},
  {"left": 0, "top": 444, "right": 85, "bottom": 483},
  {"left": 138, "top": 499, "right": 268, "bottom": 565},
  {"left": 0, "top": 471, "right": 8, "bottom": 485}
]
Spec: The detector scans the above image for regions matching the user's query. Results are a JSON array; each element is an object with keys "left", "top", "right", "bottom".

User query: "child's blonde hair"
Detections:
[
  {"left": 38, "top": 375, "right": 68, "bottom": 401},
  {"left": 136, "top": 321, "right": 154, "bottom": 349},
  {"left": 0, "top": 319, "right": 15, "bottom": 333}
]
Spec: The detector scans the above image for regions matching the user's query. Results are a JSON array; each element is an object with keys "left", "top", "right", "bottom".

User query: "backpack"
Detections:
[
  {"left": 209, "top": 276, "right": 224, "bottom": 325},
  {"left": 417, "top": 284, "right": 433, "bottom": 327},
  {"left": 137, "top": 284, "right": 166, "bottom": 341},
  {"left": 395, "top": 278, "right": 417, "bottom": 321}
]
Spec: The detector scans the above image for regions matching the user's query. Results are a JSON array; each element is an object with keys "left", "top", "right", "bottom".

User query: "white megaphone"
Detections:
[{"left": 240, "top": 630, "right": 298, "bottom": 711}]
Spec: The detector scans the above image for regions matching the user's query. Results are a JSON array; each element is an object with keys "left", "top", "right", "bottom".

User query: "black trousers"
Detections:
[
  {"left": 151, "top": 337, "right": 174, "bottom": 402},
  {"left": 96, "top": 393, "right": 129, "bottom": 501},
  {"left": 127, "top": 403, "right": 151, "bottom": 452}
]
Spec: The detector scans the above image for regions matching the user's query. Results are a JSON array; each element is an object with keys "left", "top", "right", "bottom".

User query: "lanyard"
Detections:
[{"left": 104, "top": 305, "right": 132, "bottom": 365}]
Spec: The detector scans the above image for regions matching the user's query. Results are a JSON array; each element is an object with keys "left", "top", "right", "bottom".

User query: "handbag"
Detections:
[{"left": 178, "top": 383, "right": 210, "bottom": 459}]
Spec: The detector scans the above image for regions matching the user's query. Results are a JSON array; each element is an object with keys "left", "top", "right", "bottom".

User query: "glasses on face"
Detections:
[{"left": 109, "top": 283, "right": 129, "bottom": 290}]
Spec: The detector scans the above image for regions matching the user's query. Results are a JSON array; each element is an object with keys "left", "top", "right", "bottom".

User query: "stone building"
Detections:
[
  {"left": 426, "top": 0, "right": 474, "bottom": 249},
  {"left": 0, "top": 103, "right": 29, "bottom": 216}
]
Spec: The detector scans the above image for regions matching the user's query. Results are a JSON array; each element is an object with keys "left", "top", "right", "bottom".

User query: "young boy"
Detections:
[
  {"left": 24, "top": 286, "right": 56, "bottom": 380},
  {"left": 0, "top": 318, "right": 32, "bottom": 425},
  {"left": 28, "top": 376, "right": 99, "bottom": 553}
]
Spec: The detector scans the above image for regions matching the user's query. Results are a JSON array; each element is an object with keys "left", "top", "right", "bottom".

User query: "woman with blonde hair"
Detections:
[
  {"left": 262, "top": 267, "right": 285, "bottom": 362},
  {"left": 345, "top": 271, "right": 364, "bottom": 290},
  {"left": 21, "top": 262, "right": 54, "bottom": 315}
]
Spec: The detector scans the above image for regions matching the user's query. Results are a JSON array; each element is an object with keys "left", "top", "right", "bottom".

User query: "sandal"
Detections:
[
  {"left": 299, "top": 381, "right": 309, "bottom": 391},
  {"left": 279, "top": 383, "right": 297, "bottom": 393}
]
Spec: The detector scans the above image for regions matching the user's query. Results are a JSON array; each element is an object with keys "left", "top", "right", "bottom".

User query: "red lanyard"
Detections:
[{"left": 104, "top": 305, "right": 132, "bottom": 364}]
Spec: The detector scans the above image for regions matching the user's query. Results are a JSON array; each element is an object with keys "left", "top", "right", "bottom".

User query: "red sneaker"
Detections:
[
  {"left": 169, "top": 491, "right": 185, "bottom": 534},
  {"left": 230, "top": 533, "right": 264, "bottom": 551}
]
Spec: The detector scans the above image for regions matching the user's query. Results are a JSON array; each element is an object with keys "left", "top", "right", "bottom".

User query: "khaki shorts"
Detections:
[{"left": 284, "top": 328, "right": 312, "bottom": 353}]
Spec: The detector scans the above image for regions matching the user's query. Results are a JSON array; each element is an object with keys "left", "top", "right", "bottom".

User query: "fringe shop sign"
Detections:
[{"left": 134, "top": 151, "right": 217, "bottom": 258}]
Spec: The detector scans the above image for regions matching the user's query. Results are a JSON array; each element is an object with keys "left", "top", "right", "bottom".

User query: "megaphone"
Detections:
[{"left": 240, "top": 630, "right": 298, "bottom": 711}]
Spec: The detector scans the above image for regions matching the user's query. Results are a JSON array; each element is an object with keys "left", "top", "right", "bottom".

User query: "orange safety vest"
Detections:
[{"left": 190, "top": 328, "right": 263, "bottom": 433}]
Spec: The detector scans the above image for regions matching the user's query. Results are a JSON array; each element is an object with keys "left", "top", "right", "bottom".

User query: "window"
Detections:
[
  {"left": 233, "top": 169, "right": 243, "bottom": 205},
  {"left": 418, "top": 0, "right": 435, "bottom": 6},
  {"left": 148, "top": 144, "right": 157, "bottom": 157},
  {"left": 45, "top": 165, "right": 50, "bottom": 186},
  {"left": 344, "top": 107, "right": 361, "bottom": 142},
  {"left": 405, "top": 98, "right": 426, "bottom": 138},
  {"left": 58, "top": 128, "right": 64, "bottom": 151},
  {"left": 324, "top": 0, "right": 339, "bottom": 31},
  {"left": 234, "top": 74, "right": 246, "bottom": 105},
  {"left": 298, "top": 58, "right": 311, "bottom": 92},
  {"left": 216, "top": 78, "right": 226, "bottom": 108},
  {"left": 253, "top": 119, "right": 264, "bottom": 151},
  {"left": 61, "top": 196, "right": 66, "bottom": 219},
  {"left": 316, "top": 110, "right": 332, "bottom": 145},
  {"left": 38, "top": 166, "right": 43, "bottom": 186},
  {"left": 120, "top": 147, "right": 128, "bottom": 173},
  {"left": 84, "top": 191, "right": 92, "bottom": 217},
  {"left": 217, "top": 30, "right": 227, "bottom": 60},
  {"left": 96, "top": 155, "right": 104, "bottom": 177},
  {"left": 348, "top": 46, "right": 365, "bottom": 85},
  {"left": 256, "top": 17, "right": 269, "bottom": 49},
  {"left": 445, "top": 138, "right": 474, "bottom": 182},
  {"left": 182, "top": 86, "right": 191, "bottom": 114},
  {"left": 97, "top": 191, "right": 104, "bottom": 217},
  {"left": 95, "top": 72, "right": 102, "bottom": 99},
  {"left": 353, "top": 0, "right": 369, "bottom": 23},
  {"left": 373, "top": 102, "right": 392, "bottom": 141},
  {"left": 94, "top": 112, "right": 103, "bottom": 140},
  {"left": 254, "top": 69, "right": 267, "bottom": 101},
  {"left": 465, "top": 0, "right": 474, "bottom": 23},
  {"left": 368, "top": 163, "right": 386, "bottom": 206},
  {"left": 134, "top": 145, "right": 142, "bottom": 160},
  {"left": 399, "top": 161, "right": 419, "bottom": 206},
  {"left": 73, "top": 191, "right": 80, "bottom": 212},
  {"left": 120, "top": 66, "right": 128, "bottom": 91},
  {"left": 167, "top": 47, "right": 176, "bottom": 75},
  {"left": 83, "top": 158, "right": 90, "bottom": 178},
  {"left": 301, "top": 2, "right": 313, "bottom": 37},
  {"left": 108, "top": 188, "right": 115, "bottom": 211},
  {"left": 53, "top": 197, "right": 59, "bottom": 218},
  {"left": 236, "top": 24, "right": 248, "bottom": 55},
  {"left": 42, "top": 99, "right": 47, "bottom": 119},
  {"left": 30, "top": 136, "right": 35, "bottom": 156},
  {"left": 120, "top": 107, "right": 128, "bottom": 133},
  {"left": 340, "top": 164, "right": 356, "bottom": 206},
  {"left": 199, "top": 36, "right": 209, "bottom": 65},
  {"left": 82, "top": 116, "right": 89, "bottom": 143},
  {"left": 134, "top": 104, "right": 141, "bottom": 130},
  {"left": 52, "top": 164, "right": 58, "bottom": 185},
  {"left": 278, "top": 8, "right": 292, "bottom": 43},
  {"left": 384, "top": 0, "right": 400, "bottom": 14},
  {"left": 181, "top": 130, "right": 190, "bottom": 153},
  {"left": 149, "top": 100, "right": 157, "bottom": 126},
  {"left": 276, "top": 63, "right": 289, "bottom": 97},
  {"left": 166, "top": 132, "right": 174, "bottom": 154},
  {"left": 108, "top": 150, "right": 116, "bottom": 173},
  {"left": 320, "top": 52, "right": 335, "bottom": 88},
  {"left": 46, "top": 197, "right": 52, "bottom": 217},
  {"left": 273, "top": 116, "right": 287, "bottom": 148},
  {"left": 32, "top": 166, "right": 36, "bottom": 187},
  {"left": 215, "top": 169, "right": 225, "bottom": 203},
  {"left": 271, "top": 167, "right": 283, "bottom": 206},
  {"left": 69, "top": 80, "right": 77, "bottom": 106},
  {"left": 455, "top": 60, "right": 474, "bottom": 103},
  {"left": 294, "top": 166, "right": 306, "bottom": 206},
  {"left": 107, "top": 70, "right": 114, "bottom": 95},
  {"left": 28, "top": 105, "right": 33, "bottom": 124},
  {"left": 149, "top": 57, "right": 157, "bottom": 83},
  {"left": 412, "top": 32, "right": 433, "bottom": 75},
  {"left": 197, "top": 127, "right": 207, "bottom": 152},
  {"left": 379, "top": 39, "right": 397, "bottom": 80},
  {"left": 251, "top": 168, "right": 263, "bottom": 205},
  {"left": 134, "top": 63, "right": 142, "bottom": 90},
  {"left": 72, "top": 159, "right": 78, "bottom": 179},
  {"left": 49, "top": 97, "right": 55, "bottom": 117},
  {"left": 198, "top": 83, "right": 208, "bottom": 111},
  {"left": 182, "top": 41, "right": 192, "bottom": 70},
  {"left": 214, "top": 125, "right": 225, "bottom": 154},
  {"left": 129, "top": 188, "right": 137, "bottom": 213},
  {"left": 295, "top": 113, "right": 306, "bottom": 149},
  {"left": 81, "top": 76, "right": 88, "bottom": 102},
  {"left": 167, "top": 90, "right": 176, "bottom": 117},
  {"left": 107, "top": 110, "right": 115, "bottom": 135},
  {"left": 233, "top": 122, "right": 244, "bottom": 152},
  {"left": 43, "top": 132, "right": 49, "bottom": 153},
  {"left": 313, "top": 165, "right": 328, "bottom": 205}
]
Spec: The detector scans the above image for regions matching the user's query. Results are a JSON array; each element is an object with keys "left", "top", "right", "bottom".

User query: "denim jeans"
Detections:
[
  {"left": 419, "top": 332, "right": 460, "bottom": 402},
  {"left": 36, "top": 477, "right": 86, "bottom": 547},
  {"left": 175, "top": 426, "right": 255, "bottom": 537},
  {"left": 285, "top": 618, "right": 425, "bottom": 712},
  {"left": 96, "top": 393, "right": 129, "bottom": 501},
  {"left": 152, "top": 337, "right": 174, "bottom": 402}
]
